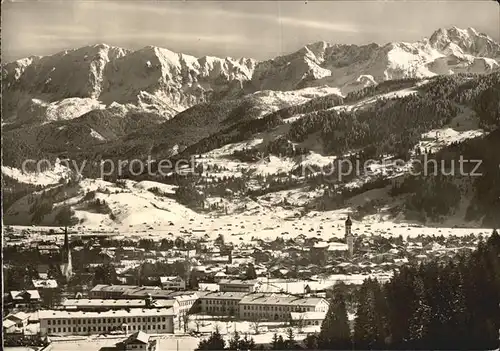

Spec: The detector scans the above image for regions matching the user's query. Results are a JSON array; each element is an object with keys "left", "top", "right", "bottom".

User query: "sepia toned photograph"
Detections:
[{"left": 1, "top": 0, "right": 499, "bottom": 350}]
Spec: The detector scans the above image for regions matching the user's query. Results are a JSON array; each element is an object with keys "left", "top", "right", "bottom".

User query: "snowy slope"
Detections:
[
  {"left": 2, "top": 85, "right": 491, "bottom": 233},
  {"left": 98, "top": 46, "right": 256, "bottom": 110},
  {"left": 3, "top": 44, "right": 129, "bottom": 122},
  {"left": 249, "top": 27, "right": 499, "bottom": 95},
  {"left": 15, "top": 97, "right": 107, "bottom": 123},
  {"left": 2, "top": 158, "right": 73, "bottom": 186},
  {"left": 2, "top": 44, "right": 255, "bottom": 123},
  {"left": 3, "top": 178, "right": 201, "bottom": 228},
  {"left": 429, "top": 27, "right": 500, "bottom": 58}
]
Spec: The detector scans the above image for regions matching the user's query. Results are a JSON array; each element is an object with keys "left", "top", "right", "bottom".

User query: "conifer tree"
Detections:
[
  {"left": 228, "top": 331, "right": 241, "bottom": 350},
  {"left": 304, "top": 333, "right": 319, "bottom": 349},
  {"left": 197, "top": 327, "right": 225, "bottom": 350},
  {"left": 383, "top": 230, "right": 500, "bottom": 350},
  {"left": 407, "top": 276, "right": 431, "bottom": 349},
  {"left": 385, "top": 266, "right": 417, "bottom": 347},
  {"left": 371, "top": 279, "right": 390, "bottom": 345},
  {"left": 275, "top": 335, "right": 286, "bottom": 350},
  {"left": 445, "top": 262, "right": 467, "bottom": 349},
  {"left": 245, "top": 263, "right": 257, "bottom": 280},
  {"left": 353, "top": 279, "right": 385, "bottom": 350},
  {"left": 240, "top": 334, "right": 256, "bottom": 350},
  {"left": 228, "top": 331, "right": 256, "bottom": 350},
  {"left": 318, "top": 290, "right": 351, "bottom": 349},
  {"left": 285, "top": 328, "right": 296, "bottom": 350},
  {"left": 271, "top": 333, "right": 279, "bottom": 350}
]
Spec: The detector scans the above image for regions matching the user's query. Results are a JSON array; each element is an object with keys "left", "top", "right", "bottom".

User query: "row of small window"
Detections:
[
  {"left": 205, "top": 306, "right": 233, "bottom": 313},
  {"left": 90, "top": 293, "right": 120, "bottom": 298},
  {"left": 233, "top": 313, "right": 322, "bottom": 326},
  {"left": 47, "top": 316, "right": 167, "bottom": 325},
  {"left": 242, "top": 305, "right": 313, "bottom": 312},
  {"left": 203, "top": 300, "right": 238, "bottom": 305},
  {"left": 46, "top": 324, "right": 169, "bottom": 334},
  {"left": 242, "top": 312, "right": 288, "bottom": 319}
]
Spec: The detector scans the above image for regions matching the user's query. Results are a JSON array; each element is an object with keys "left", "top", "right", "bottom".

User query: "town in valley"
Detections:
[{"left": 2, "top": 1, "right": 500, "bottom": 350}]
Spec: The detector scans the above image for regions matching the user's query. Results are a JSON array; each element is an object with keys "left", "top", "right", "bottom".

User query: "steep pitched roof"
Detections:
[
  {"left": 125, "top": 331, "right": 150, "bottom": 344},
  {"left": 10, "top": 290, "right": 40, "bottom": 300},
  {"left": 6, "top": 312, "right": 30, "bottom": 322}
]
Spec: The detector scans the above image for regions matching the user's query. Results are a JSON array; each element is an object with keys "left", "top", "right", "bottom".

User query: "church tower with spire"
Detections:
[
  {"left": 60, "top": 226, "right": 73, "bottom": 280},
  {"left": 345, "top": 216, "right": 354, "bottom": 258}
]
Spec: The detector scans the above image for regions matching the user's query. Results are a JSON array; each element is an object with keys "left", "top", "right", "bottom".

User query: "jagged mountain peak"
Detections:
[
  {"left": 304, "top": 41, "right": 331, "bottom": 59},
  {"left": 3, "top": 27, "right": 499, "bottom": 124},
  {"left": 429, "top": 26, "right": 500, "bottom": 57}
]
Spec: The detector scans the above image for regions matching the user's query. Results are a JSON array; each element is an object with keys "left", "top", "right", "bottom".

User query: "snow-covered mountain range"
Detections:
[
  {"left": 3, "top": 26, "right": 500, "bottom": 230},
  {"left": 3, "top": 27, "right": 499, "bottom": 124}
]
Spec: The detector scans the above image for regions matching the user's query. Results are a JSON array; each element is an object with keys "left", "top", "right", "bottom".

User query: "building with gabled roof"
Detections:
[
  {"left": 238, "top": 294, "right": 328, "bottom": 322},
  {"left": 10, "top": 290, "right": 41, "bottom": 301},
  {"left": 4, "top": 311, "right": 31, "bottom": 329},
  {"left": 218, "top": 279, "right": 259, "bottom": 293},
  {"left": 8, "top": 290, "right": 41, "bottom": 309},
  {"left": 159, "top": 276, "right": 185, "bottom": 290},
  {"left": 3, "top": 319, "right": 17, "bottom": 334},
  {"left": 90, "top": 285, "right": 152, "bottom": 299},
  {"left": 115, "top": 331, "right": 157, "bottom": 351},
  {"left": 32, "top": 279, "right": 58, "bottom": 289}
]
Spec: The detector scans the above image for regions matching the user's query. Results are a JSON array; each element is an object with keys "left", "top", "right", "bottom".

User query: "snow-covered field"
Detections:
[
  {"left": 417, "top": 106, "right": 485, "bottom": 153},
  {"left": 3, "top": 81, "right": 493, "bottom": 240},
  {"left": 39, "top": 335, "right": 200, "bottom": 351},
  {"left": 187, "top": 316, "right": 320, "bottom": 345},
  {"left": 2, "top": 159, "right": 73, "bottom": 186},
  {"left": 4, "top": 178, "right": 201, "bottom": 229},
  {"left": 333, "top": 87, "right": 418, "bottom": 113},
  {"left": 248, "top": 86, "right": 343, "bottom": 118},
  {"left": 6, "top": 201, "right": 492, "bottom": 246},
  {"left": 15, "top": 97, "right": 106, "bottom": 123}
]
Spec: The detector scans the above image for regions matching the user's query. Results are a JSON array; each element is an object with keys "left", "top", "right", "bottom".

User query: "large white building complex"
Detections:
[
  {"left": 47, "top": 283, "right": 331, "bottom": 337},
  {"left": 239, "top": 295, "right": 329, "bottom": 321},
  {"left": 39, "top": 308, "right": 175, "bottom": 336},
  {"left": 196, "top": 291, "right": 329, "bottom": 321},
  {"left": 197, "top": 291, "right": 247, "bottom": 316},
  {"left": 62, "top": 299, "right": 176, "bottom": 311}
]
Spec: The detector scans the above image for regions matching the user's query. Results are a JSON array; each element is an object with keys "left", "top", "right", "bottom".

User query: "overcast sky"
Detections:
[{"left": 2, "top": 0, "right": 499, "bottom": 62}]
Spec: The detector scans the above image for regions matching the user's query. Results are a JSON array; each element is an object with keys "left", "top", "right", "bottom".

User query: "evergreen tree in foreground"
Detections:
[
  {"left": 285, "top": 328, "right": 297, "bottom": 349},
  {"left": 406, "top": 276, "right": 431, "bottom": 349},
  {"left": 228, "top": 331, "right": 241, "bottom": 350},
  {"left": 245, "top": 263, "right": 257, "bottom": 280},
  {"left": 239, "top": 334, "right": 256, "bottom": 350},
  {"left": 271, "top": 333, "right": 286, "bottom": 350},
  {"left": 197, "top": 327, "right": 225, "bottom": 350},
  {"left": 353, "top": 279, "right": 387, "bottom": 350},
  {"left": 228, "top": 331, "right": 256, "bottom": 350},
  {"left": 318, "top": 285, "right": 351, "bottom": 349},
  {"left": 304, "top": 333, "right": 319, "bottom": 349},
  {"left": 384, "top": 230, "right": 500, "bottom": 350}
]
